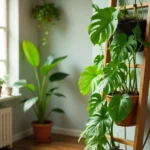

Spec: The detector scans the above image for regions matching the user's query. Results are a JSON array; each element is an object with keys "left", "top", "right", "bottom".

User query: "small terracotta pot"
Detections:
[
  {"left": 32, "top": 121, "right": 53, "bottom": 142},
  {"left": 106, "top": 94, "right": 139, "bottom": 127}
]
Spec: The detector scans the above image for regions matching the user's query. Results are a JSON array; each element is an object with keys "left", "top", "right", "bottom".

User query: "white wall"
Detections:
[{"left": 39, "top": 0, "right": 92, "bottom": 130}]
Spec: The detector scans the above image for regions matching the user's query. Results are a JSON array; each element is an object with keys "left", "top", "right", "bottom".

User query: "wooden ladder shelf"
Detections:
[{"left": 105, "top": 1, "right": 150, "bottom": 150}]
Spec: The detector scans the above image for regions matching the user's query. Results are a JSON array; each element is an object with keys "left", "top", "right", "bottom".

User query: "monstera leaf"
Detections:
[
  {"left": 99, "top": 61, "right": 127, "bottom": 95},
  {"left": 88, "top": 6, "right": 119, "bottom": 45},
  {"left": 110, "top": 34, "right": 137, "bottom": 62},
  {"left": 93, "top": 55, "right": 104, "bottom": 68},
  {"left": 83, "top": 105, "right": 111, "bottom": 138},
  {"left": 108, "top": 94, "right": 132, "bottom": 123},
  {"left": 87, "top": 93, "right": 104, "bottom": 117},
  {"left": 78, "top": 66, "right": 103, "bottom": 95}
]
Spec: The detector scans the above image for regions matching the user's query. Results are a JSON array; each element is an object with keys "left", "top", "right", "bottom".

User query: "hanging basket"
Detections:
[{"left": 106, "top": 94, "right": 139, "bottom": 127}]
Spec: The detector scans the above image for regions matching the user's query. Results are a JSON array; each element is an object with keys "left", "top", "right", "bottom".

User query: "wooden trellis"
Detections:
[{"left": 105, "top": 1, "right": 150, "bottom": 150}]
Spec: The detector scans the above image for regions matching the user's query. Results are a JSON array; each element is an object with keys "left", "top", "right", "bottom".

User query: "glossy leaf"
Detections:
[
  {"left": 88, "top": 93, "right": 103, "bottom": 116},
  {"left": 93, "top": 55, "right": 104, "bottom": 68},
  {"left": 14, "top": 80, "right": 35, "bottom": 92},
  {"left": 84, "top": 105, "right": 111, "bottom": 138},
  {"left": 79, "top": 66, "right": 103, "bottom": 95},
  {"left": 49, "top": 72, "right": 69, "bottom": 82},
  {"left": 40, "top": 56, "right": 67, "bottom": 76},
  {"left": 110, "top": 34, "right": 137, "bottom": 61},
  {"left": 22, "top": 40, "right": 40, "bottom": 67},
  {"left": 108, "top": 94, "right": 132, "bottom": 123},
  {"left": 52, "top": 108, "right": 64, "bottom": 113},
  {"left": 88, "top": 7, "right": 119, "bottom": 45},
  {"left": 99, "top": 62, "right": 127, "bottom": 95},
  {"left": 23, "top": 97, "right": 38, "bottom": 112}
]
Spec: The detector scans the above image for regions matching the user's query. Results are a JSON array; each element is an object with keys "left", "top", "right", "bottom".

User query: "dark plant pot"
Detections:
[
  {"left": 106, "top": 94, "right": 139, "bottom": 127},
  {"left": 32, "top": 121, "right": 53, "bottom": 142},
  {"left": 0, "top": 86, "right": 2, "bottom": 97},
  {"left": 116, "top": 19, "right": 147, "bottom": 52}
]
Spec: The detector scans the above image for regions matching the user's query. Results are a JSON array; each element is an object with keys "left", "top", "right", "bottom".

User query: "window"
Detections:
[{"left": 0, "top": 0, "right": 7, "bottom": 78}]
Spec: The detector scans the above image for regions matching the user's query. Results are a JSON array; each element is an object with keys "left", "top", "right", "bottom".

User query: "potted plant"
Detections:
[
  {"left": 78, "top": 1, "right": 150, "bottom": 150},
  {"left": 33, "top": 1, "right": 60, "bottom": 46},
  {"left": 0, "top": 75, "right": 8, "bottom": 97},
  {"left": 14, "top": 40, "right": 69, "bottom": 142}
]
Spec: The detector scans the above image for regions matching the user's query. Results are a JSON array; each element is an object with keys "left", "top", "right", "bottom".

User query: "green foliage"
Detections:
[
  {"left": 14, "top": 40, "right": 68, "bottom": 123},
  {"left": 110, "top": 34, "right": 137, "bottom": 61},
  {"left": 33, "top": 3, "right": 60, "bottom": 46},
  {"left": 23, "top": 41, "right": 40, "bottom": 67},
  {"left": 88, "top": 6, "right": 119, "bottom": 45},
  {"left": 33, "top": 3, "right": 59, "bottom": 22},
  {"left": 40, "top": 56, "right": 67, "bottom": 76},
  {"left": 78, "top": 2, "right": 150, "bottom": 149},
  {"left": 108, "top": 94, "right": 132, "bottom": 123},
  {"left": 78, "top": 66, "right": 103, "bottom": 95},
  {"left": 0, "top": 75, "right": 8, "bottom": 86}
]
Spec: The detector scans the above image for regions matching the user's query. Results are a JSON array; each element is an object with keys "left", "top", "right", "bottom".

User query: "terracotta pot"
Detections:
[
  {"left": 106, "top": 94, "right": 139, "bottom": 127},
  {"left": 32, "top": 121, "right": 53, "bottom": 142}
]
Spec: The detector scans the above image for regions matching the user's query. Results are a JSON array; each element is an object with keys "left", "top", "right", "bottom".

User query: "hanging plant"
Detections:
[{"left": 33, "top": 1, "right": 60, "bottom": 46}]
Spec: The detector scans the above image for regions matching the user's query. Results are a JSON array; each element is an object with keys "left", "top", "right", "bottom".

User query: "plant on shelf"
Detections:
[
  {"left": 14, "top": 40, "right": 68, "bottom": 142},
  {"left": 78, "top": 1, "right": 150, "bottom": 150},
  {"left": 0, "top": 75, "right": 8, "bottom": 97},
  {"left": 33, "top": 1, "right": 60, "bottom": 46}
]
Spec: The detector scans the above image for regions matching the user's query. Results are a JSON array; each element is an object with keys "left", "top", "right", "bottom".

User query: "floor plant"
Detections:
[
  {"left": 14, "top": 40, "right": 68, "bottom": 142},
  {"left": 78, "top": 1, "right": 150, "bottom": 149}
]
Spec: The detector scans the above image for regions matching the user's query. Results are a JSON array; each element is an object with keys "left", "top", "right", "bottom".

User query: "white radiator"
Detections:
[{"left": 0, "top": 107, "right": 12, "bottom": 148}]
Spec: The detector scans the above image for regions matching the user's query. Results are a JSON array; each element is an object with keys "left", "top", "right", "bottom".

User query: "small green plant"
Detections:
[
  {"left": 0, "top": 75, "right": 8, "bottom": 87},
  {"left": 14, "top": 41, "right": 68, "bottom": 123},
  {"left": 33, "top": 2, "right": 60, "bottom": 46}
]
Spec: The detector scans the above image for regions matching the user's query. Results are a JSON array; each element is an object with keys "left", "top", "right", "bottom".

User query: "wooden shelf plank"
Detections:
[
  {"left": 126, "top": 64, "right": 143, "bottom": 69},
  {"left": 115, "top": 2, "right": 149, "bottom": 10},
  {"left": 106, "top": 134, "right": 134, "bottom": 147}
]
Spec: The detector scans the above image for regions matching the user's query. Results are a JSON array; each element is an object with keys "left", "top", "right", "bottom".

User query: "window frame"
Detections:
[{"left": 0, "top": 0, "right": 8, "bottom": 78}]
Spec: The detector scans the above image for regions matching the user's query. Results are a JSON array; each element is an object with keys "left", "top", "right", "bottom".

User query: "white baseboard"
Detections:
[
  {"left": 13, "top": 128, "right": 33, "bottom": 142},
  {"left": 13, "top": 127, "right": 83, "bottom": 142},
  {"left": 52, "top": 127, "right": 83, "bottom": 137}
]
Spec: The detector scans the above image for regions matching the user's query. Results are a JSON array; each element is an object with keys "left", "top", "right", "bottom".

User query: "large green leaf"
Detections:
[
  {"left": 110, "top": 34, "right": 137, "bottom": 61},
  {"left": 88, "top": 7, "right": 119, "bottom": 45},
  {"left": 40, "top": 56, "right": 67, "bottom": 76},
  {"left": 22, "top": 40, "right": 40, "bottom": 67},
  {"left": 88, "top": 93, "right": 104, "bottom": 117},
  {"left": 14, "top": 80, "right": 35, "bottom": 92},
  {"left": 84, "top": 105, "right": 111, "bottom": 138},
  {"left": 99, "top": 62, "right": 127, "bottom": 95},
  {"left": 49, "top": 72, "right": 69, "bottom": 82},
  {"left": 78, "top": 66, "right": 103, "bottom": 95},
  {"left": 23, "top": 97, "right": 38, "bottom": 112},
  {"left": 108, "top": 94, "right": 132, "bottom": 123}
]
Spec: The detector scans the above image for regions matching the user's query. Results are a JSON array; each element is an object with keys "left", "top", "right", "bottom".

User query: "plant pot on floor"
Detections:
[
  {"left": 32, "top": 121, "right": 53, "bottom": 142},
  {"left": 116, "top": 19, "right": 146, "bottom": 52},
  {"left": 106, "top": 94, "right": 139, "bottom": 127}
]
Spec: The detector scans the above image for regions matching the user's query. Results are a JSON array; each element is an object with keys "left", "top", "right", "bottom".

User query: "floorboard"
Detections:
[{"left": 1, "top": 134, "right": 85, "bottom": 150}]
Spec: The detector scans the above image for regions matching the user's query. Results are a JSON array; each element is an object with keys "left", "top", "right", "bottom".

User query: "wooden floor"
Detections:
[{"left": 3, "top": 134, "right": 85, "bottom": 150}]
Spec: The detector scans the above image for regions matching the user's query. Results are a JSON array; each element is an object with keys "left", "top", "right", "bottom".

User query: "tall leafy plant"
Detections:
[
  {"left": 78, "top": 3, "right": 149, "bottom": 150},
  {"left": 14, "top": 41, "right": 68, "bottom": 123}
]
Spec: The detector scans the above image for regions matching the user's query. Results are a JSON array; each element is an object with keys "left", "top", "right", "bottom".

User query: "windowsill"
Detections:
[{"left": 0, "top": 94, "right": 22, "bottom": 102}]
